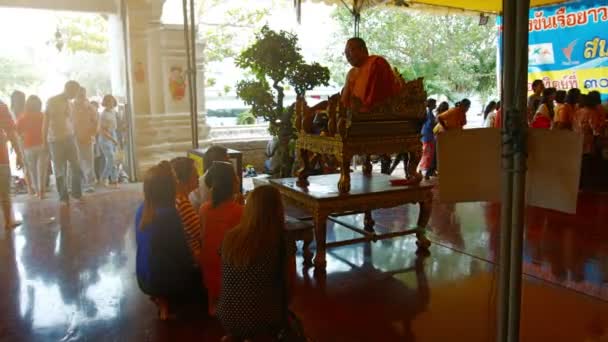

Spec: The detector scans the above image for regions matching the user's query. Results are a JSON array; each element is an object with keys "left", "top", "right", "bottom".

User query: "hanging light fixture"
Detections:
[
  {"left": 479, "top": 13, "right": 489, "bottom": 26},
  {"left": 54, "top": 28, "right": 64, "bottom": 52}
]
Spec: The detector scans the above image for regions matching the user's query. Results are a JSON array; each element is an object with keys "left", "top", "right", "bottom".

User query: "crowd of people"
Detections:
[
  {"left": 0, "top": 81, "right": 125, "bottom": 229},
  {"left": 135, "top": 146, "right": 296, "bottom": 341},
  {"left": 416, "top": 79, "right": 608, "bottom": 180}
]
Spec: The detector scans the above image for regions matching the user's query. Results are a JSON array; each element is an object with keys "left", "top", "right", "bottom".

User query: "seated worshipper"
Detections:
[
  {"left": 200, "top": 161, "right": 244, "bottom": 316},
  {"left": 217, "top": 185, "right": 296, "bottom": 341},
  {"left": 554, "top": 88, "right": 580, "bottom": 130},
  {"left": 531, "top": 88, "right": 556, "bottom": 129},
  {"left": 171, "top": 157, "right": 202, "bottom": 260},
  {"left": 135, "top": 161, "right": 201, "bottom": 320},
  {"left": 434, "top": 99, "right": 471, "bottom": 134},
  {"left": 418, "top": 98, "right": 437, "bottom": 180},
  {"left": 189, "top": 145, "right": 240, "bottom": 209}
]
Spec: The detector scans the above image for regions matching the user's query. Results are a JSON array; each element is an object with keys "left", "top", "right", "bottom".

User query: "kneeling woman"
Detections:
[
  {"left": 218, "top": 185, "right": 296, "bottom": 340},
  {"left": 135, "top": 161, "right": 201, "bottom": 320}
]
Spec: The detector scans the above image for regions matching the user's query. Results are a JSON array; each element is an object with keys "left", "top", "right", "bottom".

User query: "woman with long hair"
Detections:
[
  {"left": 200, "top": 161, "right": 243, "bottom": 315},
  {"left": 16, "top": 95, "right": 48, "bottom": 199},
  {"left": 531, "top": 87, "right": 556, "bottom": 129},
  {"left": 135, "top": 161, "right": 200, "bottom": 320},
  {"left": 217, "top": 185, "right": 295, "bottom": 341}
]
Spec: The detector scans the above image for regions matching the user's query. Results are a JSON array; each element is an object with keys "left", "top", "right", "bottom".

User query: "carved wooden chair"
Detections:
[{"left": 294, "top": 77, "right": 427, "bottom": 193}]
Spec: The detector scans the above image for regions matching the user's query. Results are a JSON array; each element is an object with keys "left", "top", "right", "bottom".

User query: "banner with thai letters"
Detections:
[{"left": 526, "top": 0, "right": 608, "bottom": 101}]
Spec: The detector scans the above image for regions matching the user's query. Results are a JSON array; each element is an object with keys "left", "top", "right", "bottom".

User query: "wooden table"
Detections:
[{"left": 270, "top": 172, "right": 433, "bottom": 270}]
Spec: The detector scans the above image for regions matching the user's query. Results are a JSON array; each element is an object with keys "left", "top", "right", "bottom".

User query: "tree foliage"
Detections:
[
  {"left": 54, "top": 15, "right": 109, "bottom": 54},
  {"left": 198, "top": 0, "right": 270, "bottom": 64},
  {"left": 328, "top": 7, "right": 497, "bottom": 101},
  {"left": 0, "top": 57, "right": 41, "bottom": 99},
  {"left": 62, "top": 52, "right": 112, "bottom": 97},
  {"left": 236, "top": 25, "right": 330, "bottom": 177}
]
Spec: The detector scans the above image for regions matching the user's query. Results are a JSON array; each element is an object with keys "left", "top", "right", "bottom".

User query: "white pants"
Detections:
[
  {"left": 24, "top": 146, "right": 49, "bottom": 195},
  {"left": 78, "top": 142, "right": 96, "bottom": 191}
]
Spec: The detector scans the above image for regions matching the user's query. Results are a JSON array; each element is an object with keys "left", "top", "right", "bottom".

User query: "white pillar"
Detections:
[{"left": 108, "top": 14, "right": 126, "bottom": 98}]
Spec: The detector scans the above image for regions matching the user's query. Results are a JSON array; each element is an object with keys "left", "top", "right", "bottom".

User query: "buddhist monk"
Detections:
[
  {"left": 311, "top": 37, "right": 401, "bottom": 112},
  {"left": 341, "top": 37, "right": 402, "bottom": 110}
]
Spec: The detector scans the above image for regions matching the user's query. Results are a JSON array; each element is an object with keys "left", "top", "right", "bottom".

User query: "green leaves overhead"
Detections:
[{"left": 328, "top": 7, "right": 497, "bottom": 101}]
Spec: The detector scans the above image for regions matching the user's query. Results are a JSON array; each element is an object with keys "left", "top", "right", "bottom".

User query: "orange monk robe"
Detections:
[{"left": 341, "top": 55, "right": 402, "bottom": 111}]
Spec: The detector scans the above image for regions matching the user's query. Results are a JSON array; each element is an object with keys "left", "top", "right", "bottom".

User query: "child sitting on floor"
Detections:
[
  {"left": 200, "top": 161, "right": 244, "bottom": 316},
  {"left": 135, "top": 161, "right": 201, "bottom": 320}
]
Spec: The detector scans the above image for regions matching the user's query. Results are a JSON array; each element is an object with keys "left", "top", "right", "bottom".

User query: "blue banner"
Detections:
[{"left": 499, "top": 0, "right": 608, "bottom": 100}]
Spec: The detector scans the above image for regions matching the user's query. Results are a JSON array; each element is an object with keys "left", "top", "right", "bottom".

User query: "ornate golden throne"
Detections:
[{"left": 294, "top": 77, "right": 427, "bottom": 193}]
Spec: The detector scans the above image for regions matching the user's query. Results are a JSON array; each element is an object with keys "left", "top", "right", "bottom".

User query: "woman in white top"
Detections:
[
  {"left": 483, "top": 101, "right": 498, "bottom": 128},
  {"left": 98, "top": 95, "right": 120, "bottom": 187}
]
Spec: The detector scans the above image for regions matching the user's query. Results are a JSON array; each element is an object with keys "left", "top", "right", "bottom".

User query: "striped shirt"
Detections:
[
  {"left": 176, "top": 194, "right": 202, "bottom": 257},
  {"left": 0, "top": 102, "right": 16, "bottom": 165}
]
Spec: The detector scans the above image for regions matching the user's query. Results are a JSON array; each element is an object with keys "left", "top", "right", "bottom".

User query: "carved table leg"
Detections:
[
  {"left": 416, "top": 199, "right": 432, "bottom": 255},
  {"left": 313, "top": 212, "right": 328, "bottom": 269},
  {"left": 364, "top": 210, "right": 375, "bottom": 232},
  {"left": 338, "top": 154, "right": 352, "bottom": 193},
  {"left": 362, "top": 155, "right": 373, "bottom": 176},
  {"left": 408, "top": 147, "right": 423, "bottom": 184},
  {"left": 296, "top": 149, "right": 311, "bottom": 187}
]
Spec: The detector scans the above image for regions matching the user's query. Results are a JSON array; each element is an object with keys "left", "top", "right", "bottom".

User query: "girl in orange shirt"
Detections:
[{"left": 199, "top": 161, "right": 243, "bottom": 316}]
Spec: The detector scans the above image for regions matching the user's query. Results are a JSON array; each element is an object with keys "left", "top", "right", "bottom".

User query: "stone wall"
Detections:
[
  {"left": 133, "top": 114, "right": 270, "bottom": 177},
  {"left": 210, "top": 124, "right": 271, "bottom": 173}
]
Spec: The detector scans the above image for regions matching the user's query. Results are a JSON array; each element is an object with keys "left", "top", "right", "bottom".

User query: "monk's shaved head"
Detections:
[
  {"left": 347, "top": 37, "right": 367, "bottom": 51},
  {"left": 345, "top": 37, "right": 369, "bottom": 67}
]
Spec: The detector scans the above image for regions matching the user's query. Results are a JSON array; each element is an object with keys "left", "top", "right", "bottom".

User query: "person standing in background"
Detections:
[
  {"left": 531, "top": 87, "right": 556, "bottom": 129},
  {"left": 43, "top": 80, "right": 82, "bottom": 205},
  {"left": 73, "top": 87, "right": 98, "bottom": 193},
  {"left": 527, "top": 79, "right": 545, "bottom": 123},
  {"left": 418, "top": 98, "right": 437, "bottom": 180},
  {"left": 16, "top": 95, "right": 48, "bottom": 200},
  {"left": 554, "top": 88, "right": 580, "bottom": 130},
  {"left": 1, "top": 99, "right": 24, "bottom": 229},
  {"left": 98, "top": 95, "right": 120, "bottom": 188},
  {"left": 10, "top": 91, "right": 25, "bottom": 121},
  {"left": 10, "top": 90, "right": 32, "bottom": 194}
]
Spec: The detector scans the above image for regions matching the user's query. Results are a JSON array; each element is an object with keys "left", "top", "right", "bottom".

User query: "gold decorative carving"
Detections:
[{"left": 293, "top": 77, "right": 427, "bottom": 192}]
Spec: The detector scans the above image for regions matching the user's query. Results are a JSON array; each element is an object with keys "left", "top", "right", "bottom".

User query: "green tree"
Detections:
[
  {"left": 328, "top": 7, "right": 497, "bottom": 101},
  {"left": 236, "top": 110, "right": 256, "bottom": 125},
  {"left": 0, "top": 57, "right": 40, "bottom": 99},
  {"left": 63, "top": 53, "right": 112, "bottom": 97},
  {"left": 197, "top": 1, "right": 270, "bottom": 64},
  {"left": 53, "top": 15, "right": 109, "bottom": 54},
  {"left": 236, "top": 25, "right": 330, "bottom": 177}
]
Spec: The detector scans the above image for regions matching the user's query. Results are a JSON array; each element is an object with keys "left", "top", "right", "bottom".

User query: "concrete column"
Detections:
[
  {"left": 145, "top": 2, "right": 165, "bottom": 114},
  {"left": 108, "top": 14, "right": 126, "bottom": 98},
  {"left": 124, "top": 2, "right": 152, "bottom": 115}
]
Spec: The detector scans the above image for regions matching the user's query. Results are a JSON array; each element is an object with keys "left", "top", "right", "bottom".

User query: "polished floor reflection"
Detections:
[{"left": 1, "top": 185, "right": 607, "bottom": 341}]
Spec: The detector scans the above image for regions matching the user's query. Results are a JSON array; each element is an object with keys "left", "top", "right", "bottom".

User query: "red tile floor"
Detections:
[{"left": 1, "top": 183, "right": 607, "bottom": 341}]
